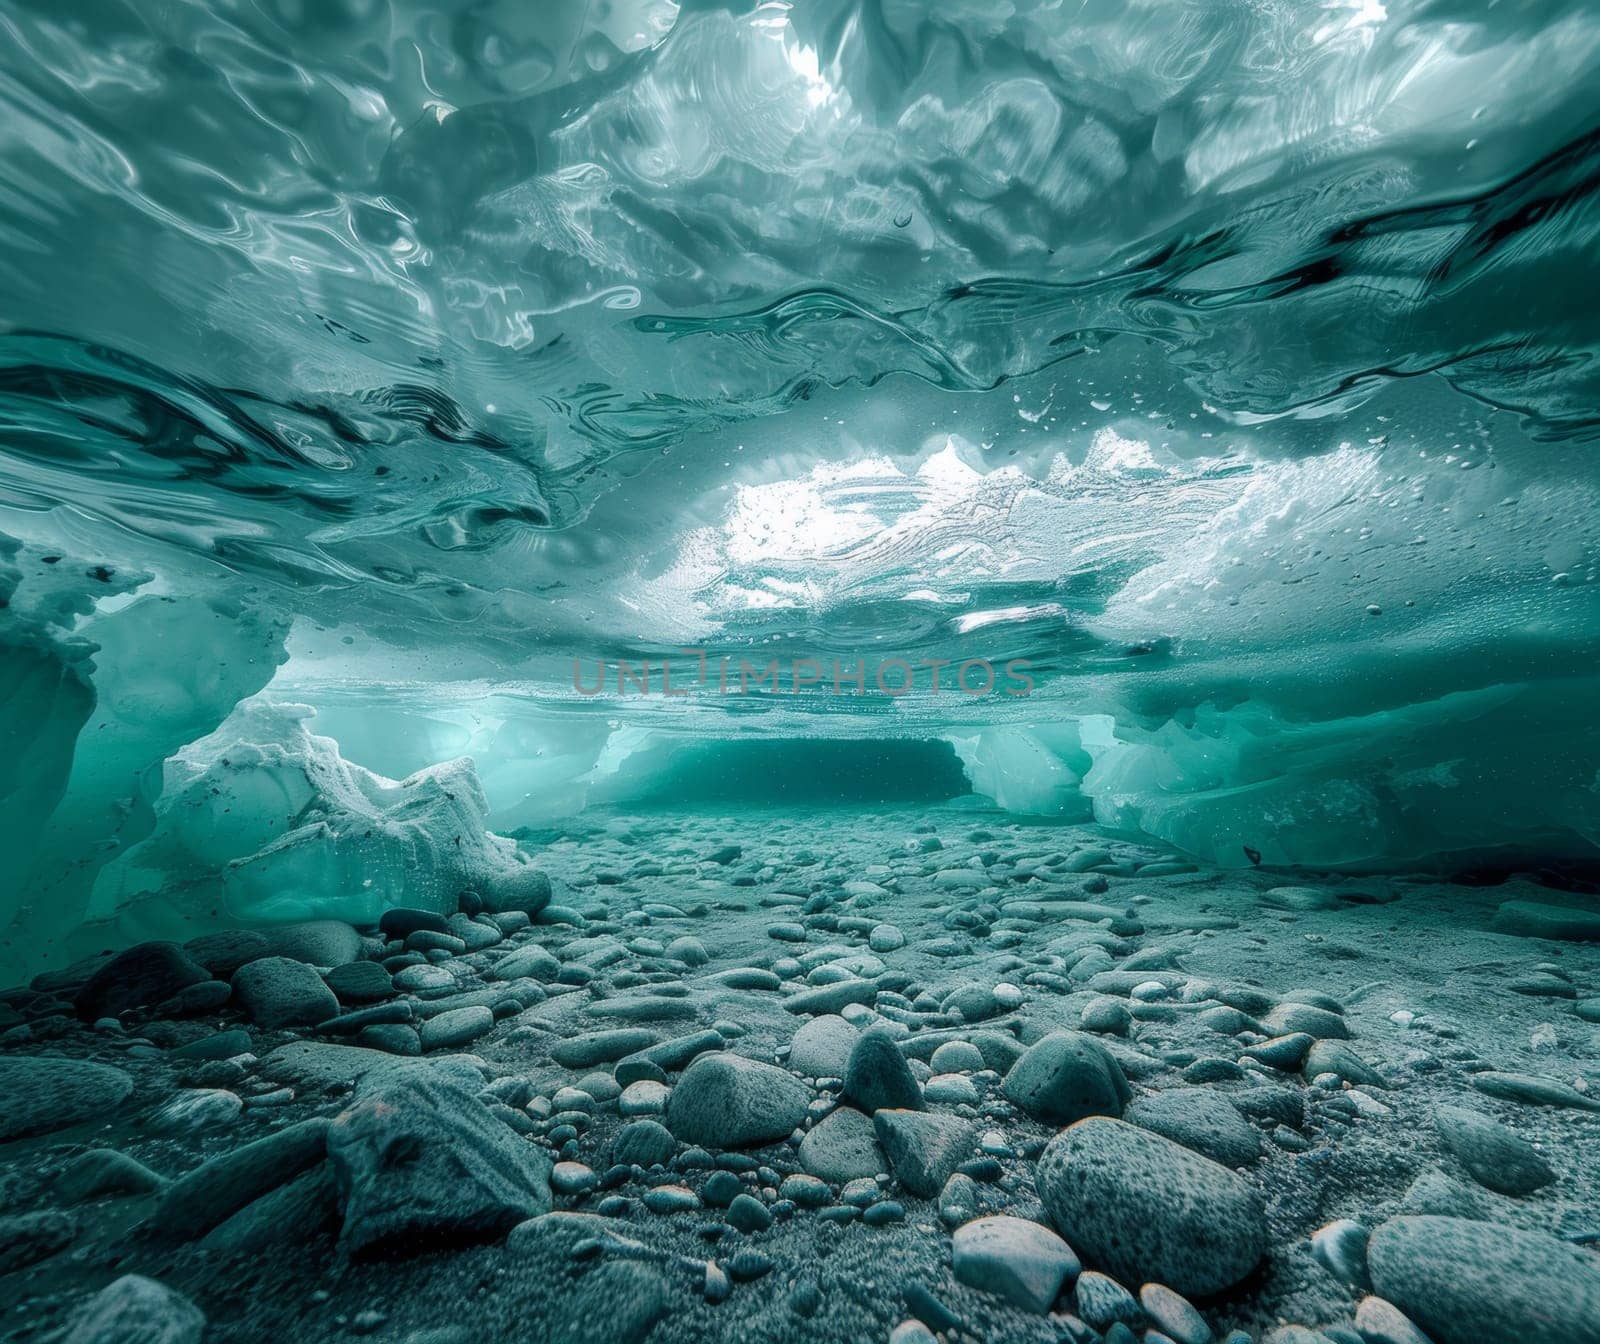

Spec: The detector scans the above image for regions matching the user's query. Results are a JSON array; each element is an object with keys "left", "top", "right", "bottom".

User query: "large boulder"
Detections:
[
  {"left": 1037, "top": 1117, "right": 1266, "bottom": 1297},
  {"left": 74, "top": 942, "right": 209, "bottom": 1020},
  {"left": 1002, "top": 1032, "right": 1130, "bottom": 1125},
  {"left": 0, "top": 1057, "right": 134, "bottom": 1141},
  {"left": 1368, "top": 1216, "right": 1600, "bottom": 1344},
  {"left": 328, "top": 1069, "right": 551, "bottom": 1255},
  {"left": 665, "top": 1053, "right": 810, "bottom": 1149},
  {"left": 231, "top": 956, "right": 339, "bottom": 1028}
]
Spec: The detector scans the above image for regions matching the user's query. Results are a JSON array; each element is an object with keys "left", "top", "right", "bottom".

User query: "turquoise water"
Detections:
[{"left": 1, "top": 0, "right": 1598, "bottom": 958}]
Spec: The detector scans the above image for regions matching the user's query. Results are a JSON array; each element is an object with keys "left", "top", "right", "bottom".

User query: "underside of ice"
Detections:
[{"left": 1, "top": 0, "right": 1599, "bottom": 972}]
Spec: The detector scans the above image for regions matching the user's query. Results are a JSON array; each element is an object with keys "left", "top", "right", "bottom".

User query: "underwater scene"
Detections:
[{"left": 2, "top": 0, "right": 1600, "bottom": 1340}]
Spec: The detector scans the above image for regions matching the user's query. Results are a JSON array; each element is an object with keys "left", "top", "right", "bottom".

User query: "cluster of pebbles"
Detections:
[{"left": 2, "top": 807, "right": 1600, "bottom": 1344}]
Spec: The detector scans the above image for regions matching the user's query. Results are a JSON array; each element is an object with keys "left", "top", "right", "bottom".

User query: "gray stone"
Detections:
[
  {"left": 665, "top": 1053, "right": 810, "bottom": 1148},
  {"left": 0, "top": 1210, "right": 76, "bottom": 1272},
  {"left": 787, "top": 1014, "right": 859, "bottom": 1078},
  {"left": 952, "top": 1215, "right": 1079, "bottom": 1314},
  {"left": 1264, "top": 1001, "right": 1349, "bottom": 1040},
  {"left": 328, "top": 1070, "right": 552, "bottom": 1254},
  {"left": 1369, "top": 1216, "right": 1600, "bottom": 1344},
  {"left": 199, "top": 1164, "right": 340, "bottom": 1254},
  {"left": 259, "top": 1041, "right": 398, "bottom": 1090},
  {"left": 55, "top": 1149, "right": 167, "bottom": 1202},
  {"left": 874, "top": 1109, "right": 975, "bottom": 1198},
  {"left": 551, "top": 1029, "right": 660, "bottom": 1069},
  {"left": 799, "top": 1106, "right": 886, "bottom": 1182},
  {"left": 267, "top": 920, "right": 363, "bottom": 966},
  {"left": 74, "top": 942, "right": 209, "bottom": 1020},
  {"left": 184, "top": 931, "right": 272, "bottom": 979},
  {"left": 1471, "top": 1071, "right": 1600, "bottom": 1112},
  {"left": 843, "top": 1027, "right": 923, "bottom": 1112},
  {"left": 612, "top": 1120, "right": 677, "bottom": 1168},
  {"left": 62, "top": 1275, "right": 204, "bottom": 1344},
  {"left": 1311, "top": 1219, "right": 1371, "bottom": 1291},
  {"left": 1493, "top": 900, "right": 1600, "bottom": 942},
  {"left": 1304, "top": 1040, "right": 1385, "bottom": 1088},
  {"left": 0, "top": 1056, "right": 134, "bottom": 1141},
  {"left": 493, "top": 944, "right": 562, "bottom": 982},
  {"left": 1139, "top": 1282, "right": 1212, "bottom": 1344},
  {"left": 231, "top": 956, "right": 339, "bottom": 1028},
  {"left": 484, "top": 867, "right": 553, "bottom": 916},
  {"left": 171, "top": 1029, "right": 252, "bottom": 1061},
  {"left": 152, "top": 1117, "right": 331, "bottom": 1239},
  {"left": 1124, "top": 1088, "right": 1261, "bottom": 1168},
  {"left": 1074, "top": 1271, "right": 1141, "bottom": 1330},
  {"left": 1434, "top": 1106, "right": 1554, "bottom": 1195},
  {"left": 324, "top": 960, "right": 394, "bottom": 1004},
  {"left": 1037, "top": 1116, "right": 1266, "bottom": 1297},
  {"left": 1354, "top": 1295, "right": 1434, "bottom": 1344},
  {"left": 420, "top": 1006, "right": 494, "bottom": 1051},
  {"left": 1002, "top": 1031, "right": 1130, "bottom": 1124}
]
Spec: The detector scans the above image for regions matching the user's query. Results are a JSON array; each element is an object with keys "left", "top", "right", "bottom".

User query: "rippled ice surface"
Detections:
[{"left": 1, "top": 0, "right": 1598, "bottom": 951}]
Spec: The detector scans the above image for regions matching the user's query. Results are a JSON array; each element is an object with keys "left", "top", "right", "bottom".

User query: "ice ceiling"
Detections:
[{"left": 2, "top": 0, "right": 1599, "bottom": 966}]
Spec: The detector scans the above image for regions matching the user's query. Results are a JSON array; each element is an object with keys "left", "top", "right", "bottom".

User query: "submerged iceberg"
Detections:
[{"left": 88, "top": 698, "right": 531, "bottom": 942}]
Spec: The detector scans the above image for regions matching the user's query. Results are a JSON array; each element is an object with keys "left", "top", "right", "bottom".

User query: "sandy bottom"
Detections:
[{"left": 2, "top": 804, "right": 1598, "bottom": 1343}]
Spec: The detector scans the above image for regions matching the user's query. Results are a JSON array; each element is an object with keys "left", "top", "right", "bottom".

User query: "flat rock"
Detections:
[
  {"left": 258, "top": 1041, "right": 401, "bottom": 1090},
  {"left": 952, "top": 1215, "right": 1079, "bottom": 1314},
  {"left": 0, "top": 1056, "right": 134, "bottom": 1141},
  {"left": 328, "top": 1070, "right": 552, "bottom": 1255},
  {"left": 1036, "top": 1116, "right": 1266, "bottom": 1297},
  {"left": 1492, "top": 900, "right": 1600, "bottom": 942},
  {"left": 665, "top": 1053, "right": 810, "bottom": 1148},
  {"left": 1369, "top": 1216, "right": 1600, "bottom": 1344},
  {"left": 1433, "top": 1106, "right": 1555, "bottom": 1196},
  {"left": 874, "top": 1109, "right": 975, "bottom": 1198}
]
